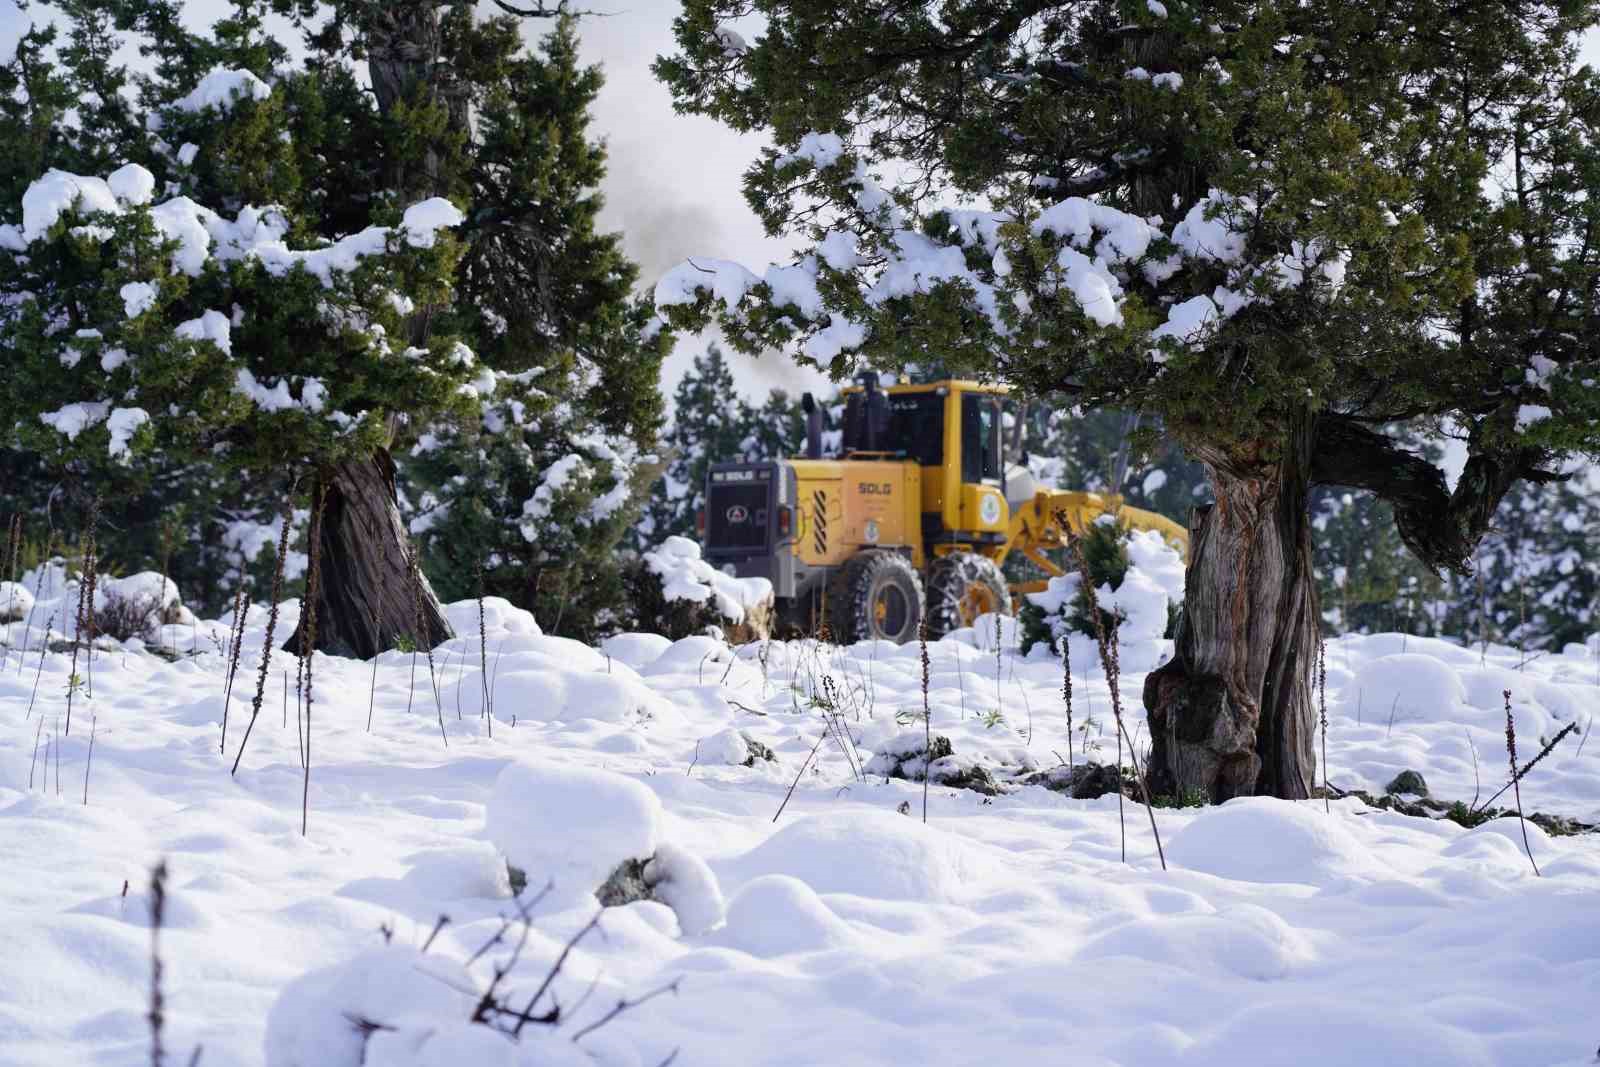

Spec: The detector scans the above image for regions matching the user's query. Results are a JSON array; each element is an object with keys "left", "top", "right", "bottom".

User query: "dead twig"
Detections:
[{"left": 1501, "top": 691, "right": 1539, "bottom": 877}]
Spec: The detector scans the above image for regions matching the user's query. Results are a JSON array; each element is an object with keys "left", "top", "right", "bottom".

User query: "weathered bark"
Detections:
[
  {"left": 276, "top": 4, "right": 469, "bottom": 658},
  {"left": 284, "top": 451, "right": 452, "bottom": 658},
  {"left": 1143, "top": 418, "right": 1319, "bottom": 802},
  {"left": 359, "top": 3, "right": 471, "bottom": 207}
]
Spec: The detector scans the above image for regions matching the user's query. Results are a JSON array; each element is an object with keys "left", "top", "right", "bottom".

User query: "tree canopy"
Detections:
[{"left": 656, "top": 0, "right": 1600, "bottom": 574}]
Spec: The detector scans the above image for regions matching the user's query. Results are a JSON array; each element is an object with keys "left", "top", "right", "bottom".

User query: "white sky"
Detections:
[{"left": 2, "top": 3, "right": 1597, "bottom": 415}]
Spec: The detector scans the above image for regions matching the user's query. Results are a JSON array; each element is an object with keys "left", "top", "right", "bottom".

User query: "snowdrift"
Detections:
[{"left": 0, "top": 582, "right": 1596, "bottom": 1066}]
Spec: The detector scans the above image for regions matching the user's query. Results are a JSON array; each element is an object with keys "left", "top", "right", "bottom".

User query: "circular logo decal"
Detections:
[
  {"left": 863, "top": 519, "right": 880, "bottom": 543},
  {"left": 979, "top": 493, "right": 1002, "bottom": 526},
  {"left": 726, "top": 505, "right": 750, "bottom": 523}
]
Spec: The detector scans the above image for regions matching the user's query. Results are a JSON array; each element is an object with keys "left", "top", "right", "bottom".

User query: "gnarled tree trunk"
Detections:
[
  {"left": 1143, "top": 417, "right": 1319, "bottom": 801},
  {"left": 279, "top": 4, "right": 470, "bottom": 658},
  {"left": 285, "top": 450, "right": 452, "bottom": 658}
]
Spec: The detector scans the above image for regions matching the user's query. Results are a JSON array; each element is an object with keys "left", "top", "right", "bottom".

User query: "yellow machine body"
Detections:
[
  {"left": 701, "top": 378, "right": 1189, "bottom": 640},
  {"left": 788, "top": 458, "right": 924, "bottom": 569}
]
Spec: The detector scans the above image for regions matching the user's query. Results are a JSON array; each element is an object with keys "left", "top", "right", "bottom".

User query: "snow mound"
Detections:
[
  {"left": 600, "top": 632, "right": 671, "bottom": 668},
  {"left": 442, "top": 596, "right": 542, "bottom": 640},
  {"left": 644, "top": 841, "right": 725, "bottom": 935},
  {"left": 400, "top": 844, "right": 513, "bottom": 900},
  {"left": 0, "top": 581, "right": 34, "bottom": 622},
  {"left": 719, "top": 875, "right": 860, "bottom": 956},
  {"left": 1440, "top": 816, "right": 1553, "bottom": 868},
  {"left": 264, "top": 946, "right": 477, "bottom": 1067},
  {"left": 699, "top": 727, "right": 750, "bottom": 766},
  {"left": 486, "top": 760, "right": 662, "bottom": 892},
  {"left": 729, "top": 810, "right": 999, "bottom": 902},
  {"left": 1347, "top": 653, "right": 1467, "bottom": 724},
  {"left": 368, "top": 1021, "right": 587, "bottom": 1067},
  {"left": 1180, "top": 999, "right": 1494, "bottom": 1067},
  {"left": 642, "top": 634, "right": 737, "bottom": 676},
  {"left": 1167, "top": 798, "right": 1380, "bottom": 886},
  {"left": 643, "top": 536, "right": 772, "bottom": 623},
  {"left": 1076, "top": 903, "right": 1315, "bottom": 980},
  {"left": 445, "top": 667, "right": 666, "bottom": 725}
]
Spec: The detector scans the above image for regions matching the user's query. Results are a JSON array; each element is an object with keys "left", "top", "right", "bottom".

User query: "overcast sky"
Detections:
[{"left": 2, "top": 3, "right": 1598, "bottom": 414}]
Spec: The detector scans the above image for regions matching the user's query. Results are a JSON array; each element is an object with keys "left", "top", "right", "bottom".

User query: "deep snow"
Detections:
[{"left": 0, "top": 583, "right": 1597, "bottom": 1067}]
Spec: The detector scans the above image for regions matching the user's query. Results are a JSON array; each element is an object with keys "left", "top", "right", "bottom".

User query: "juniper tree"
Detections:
[
  {"left": 655, "top": 0, "right": 1600, "bottom": 800},
  {"left": 1, "top": 1, "right": 665, "bottom": 654}
]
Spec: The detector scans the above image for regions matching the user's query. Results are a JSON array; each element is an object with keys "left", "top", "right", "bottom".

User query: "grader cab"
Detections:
[{"left": 701, "top": 376, "right": 1188, "bottom": 643}]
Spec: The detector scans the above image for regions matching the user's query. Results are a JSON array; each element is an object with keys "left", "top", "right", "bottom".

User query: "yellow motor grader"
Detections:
[{"left": 700, "top": 375, "right": 1188, "bottom": 643}]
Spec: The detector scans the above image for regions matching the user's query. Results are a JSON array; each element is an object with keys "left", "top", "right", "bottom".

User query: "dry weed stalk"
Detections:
[
  {"left": 1318, "top": 638, "right": 1329, "bottom": 814},
  {"left": 366, "top": 601, "right": 381, "bottom": 733},
  {"left": 1061, "top": 632, "right": 1074, "bottom": 767},
  {"left": 157, "top": 520, "right": 175, "bottom": 658},
  {"left": 148, "top": 861, "right": 167, "bottom": 1067},
  {"left": 231, "top": 504, "right": 292, "bottom": 776},
  {"left": 300, "top": 482, "right": 329, "bottom": 837},
  {"left": 919, "top": 616, "right": 931, "bottom": 824},
  {"left": 1502, "top": 690, "right": 1539, "bottom": 877},
  {"left": 220, "top": 587, "right": 250, "bottom": 753},
  {"left": 1073, "top": 533, "right": 1166, "bottom": 871},
  {"left": 65, "top": 527, "right": 95, "bottom": 736},
  {"left": 83, "top": 715, "right": 96, "bottom": 805},
  {"left": 478, "top": 559, "right": 492, "bottom": 735},
  {"left": 28, "top": 717, "right": 44, "bottom": 789},
  {"left": 82, "top": 494, "right": 100, "bottom": 697},
  {"left": 409, "top": 542, "right": 447, "bottom": 747},
  {"left": 3, "top": 514, "right": 20, "bottom": 666},
  {"left": 1473, "top": 717, "right": 1578, "bottom": 814},
  {"left": 26, "top": 610, "right": 56, "bottom": 719}
]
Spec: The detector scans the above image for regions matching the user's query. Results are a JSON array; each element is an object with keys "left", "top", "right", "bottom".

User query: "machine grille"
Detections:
[{"left": 706, "top": 482, "right": 770, "bottom": 551}]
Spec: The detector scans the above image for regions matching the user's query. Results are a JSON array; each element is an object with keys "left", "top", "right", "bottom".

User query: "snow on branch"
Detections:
[{"left": 654, "top": 135, "right": 1351, "bottom": 366}]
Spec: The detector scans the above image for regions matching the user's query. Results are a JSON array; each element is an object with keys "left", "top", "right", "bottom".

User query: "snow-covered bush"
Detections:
[
  {"left": 625, "top": 536, "right": 774, "bottom": 642},
  {"left": 485, "top": 759, "right": 724, "bottom": 933},
  {"left": 1020, "top": 520, "right": 1184, "bottom": 665},
  {"left": 91, "top": 572, "right": 183, "bottom": 641}
]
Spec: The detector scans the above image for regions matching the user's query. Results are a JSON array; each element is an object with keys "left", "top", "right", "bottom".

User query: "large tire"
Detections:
[
  {"left": 828, "top": 550, "right": 925, "bottom": 644},
  {"left": 925, "top": 552, "right": 1010, "bottom": 639}
]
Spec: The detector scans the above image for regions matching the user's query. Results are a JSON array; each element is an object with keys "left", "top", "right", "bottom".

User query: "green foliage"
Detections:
[
  {"left": 656, "top": 0, "right": 1600, "bottom": 583},
  {"left": 1019, "top": 516, "right": 1134, "bottom": 655},
  {"left": 399, "top": 18, "right": 666, "bottom": 641},
  {"left": 0, "top": 5, "right": 665, "bottom": 633},
  {"left": 641, "top": 344, "right": 813, "bottom": 544}
]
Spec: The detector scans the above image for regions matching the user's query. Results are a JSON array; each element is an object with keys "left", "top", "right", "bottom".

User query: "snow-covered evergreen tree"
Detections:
[
  {"left": 398, "top": 17, "right": 665, "bottom": 640},
  {"left": 0, "top": 4, "right": 665, "bottom": 647}
]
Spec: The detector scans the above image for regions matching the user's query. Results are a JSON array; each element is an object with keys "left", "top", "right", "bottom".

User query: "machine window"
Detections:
[
  {"left": 961, "top": 395, "right": 1001, "bottom": 483},
  {"left": 887, "top": 393, "right": 944, "bottom": 466}
]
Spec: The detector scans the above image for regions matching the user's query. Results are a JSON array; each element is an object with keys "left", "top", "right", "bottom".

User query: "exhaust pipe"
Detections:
[{"left": 801, "top": 392, "right": 822, "bottom": 459}]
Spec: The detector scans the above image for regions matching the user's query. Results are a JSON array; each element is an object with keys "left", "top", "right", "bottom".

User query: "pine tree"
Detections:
[
  {"left": 400, "top": 16, "right": 665, "bottom": 640},
  {"left": 642, "top": 344, "right": 758, "bottom": 542},
  {"left": 655, "top": 1, "right": 1600, "bottom": 800}
]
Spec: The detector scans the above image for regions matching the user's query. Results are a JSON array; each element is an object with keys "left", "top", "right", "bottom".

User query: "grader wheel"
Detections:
[
  {"left": 827, "top": 550, "right": 925, "bottom": 644},
  {"left": 926, "top": 552, "right": 1011, "bottom": 639}
]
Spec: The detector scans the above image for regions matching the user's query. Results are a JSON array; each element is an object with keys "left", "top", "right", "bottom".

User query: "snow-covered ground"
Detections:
[{"left": 1, "top": 582, "right": 1597, "bottom": 1067}]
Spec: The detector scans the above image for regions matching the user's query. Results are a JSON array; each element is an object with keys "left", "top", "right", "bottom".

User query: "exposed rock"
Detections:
[
  {"left": 1385, "top": 769, "right": 1429, "bottom": 797},
  {"left": 740, "top": 732, "right": 776, "bottom": 766},
  {"left": 595, "top": 857, "right": 652, "bottom": 907},
  {"left": 865, "top": 733, "right": 999, "bottom": 796},
  {"left": 1023, "top": 761, "right": 1131, "bottom": 800}
]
